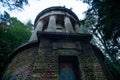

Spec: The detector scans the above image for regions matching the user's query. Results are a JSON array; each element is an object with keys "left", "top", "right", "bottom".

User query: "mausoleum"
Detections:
[{"left": 3, "top": 6, "right": 113, "bottom": 80}]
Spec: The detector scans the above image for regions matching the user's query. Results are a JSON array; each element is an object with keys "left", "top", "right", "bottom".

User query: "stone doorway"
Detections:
[{"left": 58, "top": 56, "right": 81, "bottom": 80}]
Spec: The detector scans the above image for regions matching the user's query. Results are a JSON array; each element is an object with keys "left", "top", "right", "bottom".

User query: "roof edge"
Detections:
[{"left": 34, "top": 6, "right": 80, "bottom": 25}]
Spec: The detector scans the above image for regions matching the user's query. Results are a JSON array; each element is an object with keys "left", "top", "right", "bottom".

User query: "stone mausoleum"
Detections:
[{"left": 3, "top": 6, "right": 113, "bottom": 80}]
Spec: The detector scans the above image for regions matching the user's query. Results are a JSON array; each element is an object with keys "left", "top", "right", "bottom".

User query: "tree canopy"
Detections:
[
  {"left": 81, "top": 0, "right": 120, "bottom": 79},
  {"left": 0, "top": 0, "right": 28, "bottom": 10},
  {"left": 81, "top": 0, "right": 120, "bottom": 61}
]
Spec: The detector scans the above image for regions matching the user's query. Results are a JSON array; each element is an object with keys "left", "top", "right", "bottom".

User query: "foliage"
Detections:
[
  {"left": 0, "top": 12, "right": 31, "bottom": 79},
  {"left": 25, "top": 20, "right": 34, "bottom": 31},
  {"left": 0, "top": 0, "right": 28, "bottom": 10},
  {"left": 81, "top": 0, "right": 120, "bottom": 79}
]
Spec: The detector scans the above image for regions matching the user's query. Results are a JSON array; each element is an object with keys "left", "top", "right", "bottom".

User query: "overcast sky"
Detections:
[{"left": 0, "top": 0, "right": 88, "bottom": 24}]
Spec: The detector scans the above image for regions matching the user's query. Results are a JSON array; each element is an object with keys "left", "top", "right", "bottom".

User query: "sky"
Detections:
[{"left": 0, "top": 0, "right": 89, "bottom": 24}]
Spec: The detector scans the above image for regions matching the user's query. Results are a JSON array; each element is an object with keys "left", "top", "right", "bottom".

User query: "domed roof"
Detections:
[{"left": 34, "top": 6, "right": 80, "bottom": 25}]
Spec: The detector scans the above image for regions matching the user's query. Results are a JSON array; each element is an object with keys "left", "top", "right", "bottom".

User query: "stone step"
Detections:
[{"left": 32, "top": 72, "right": 58, "bottom": 79}]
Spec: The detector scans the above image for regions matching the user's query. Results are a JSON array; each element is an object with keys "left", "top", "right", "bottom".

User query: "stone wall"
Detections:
[
  {"left": 3, "top": 47, "right": 38, "bottom": 80},
  {"left": 4, "top": 42, "right": 107, "bottom": 80}
]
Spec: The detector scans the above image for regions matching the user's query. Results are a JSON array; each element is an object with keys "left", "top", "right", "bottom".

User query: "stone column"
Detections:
[
  {"left": 46, "top": 15, "right": 56, "bottom": 32},
  {"left": 29, "top": 21, "right": 43, "bottom": 42},
  {"left": 64, "top": 17, "right": 74, "bottom": 33},
  {"left": 75, "top": 24, "right": 80, "bottom": 33}
]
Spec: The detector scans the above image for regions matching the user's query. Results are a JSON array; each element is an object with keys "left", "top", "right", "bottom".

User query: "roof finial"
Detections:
[
  {"left": 63, "top": 5, "right": 66, "bottom": 8},
  {"left": 70, "top": 7, "right": 73, "bottom": 10}
]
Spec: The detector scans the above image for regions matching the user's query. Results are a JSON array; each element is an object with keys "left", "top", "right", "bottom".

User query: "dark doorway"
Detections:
[{"left": 58, "top": 56, "right": 81, "bottom": 80}]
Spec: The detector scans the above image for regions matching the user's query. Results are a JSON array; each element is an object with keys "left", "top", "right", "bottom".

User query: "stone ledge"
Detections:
[{"left": 37, "top": 31, "right": 92, "bottom": 42}]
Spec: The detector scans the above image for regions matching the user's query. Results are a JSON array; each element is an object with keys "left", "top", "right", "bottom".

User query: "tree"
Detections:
[
  {"left": 0, "top": 12, "right": 31, "bottom": 79},
  {"left": 25, "top": 20, "right": 34, "bottom": 31},
  {"left": 80, "top": 0, "right": 120, "bottom": 79},
  {"left": 81, "top": 0, "right": 120, "bottom": 61},
  {"left": 0, "top": 0, "right": 28, "bottom": 10},
  {"left": 0, "top": 0, "right": 29, "bottom": 22}
]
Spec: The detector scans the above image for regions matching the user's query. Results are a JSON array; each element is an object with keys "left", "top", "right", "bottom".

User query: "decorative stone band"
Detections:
[{"left": 37, "top": 32, "right": 92, "bottom": 42}]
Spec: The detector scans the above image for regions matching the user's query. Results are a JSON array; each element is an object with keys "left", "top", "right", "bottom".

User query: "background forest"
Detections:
[
  {"left": 0, "top": 0, "right": 120, "bottom": 79},
  {"left": 0, "top": 11, "right": 32, "bottom": 78},
  {"left": 80, "top": 0, "right": 120, "bottom": 79}
]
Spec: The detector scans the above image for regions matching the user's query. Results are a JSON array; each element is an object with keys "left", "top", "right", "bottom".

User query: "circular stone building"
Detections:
[{"left": 3, "top": 6, "right": 113, "bottom": 80}]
